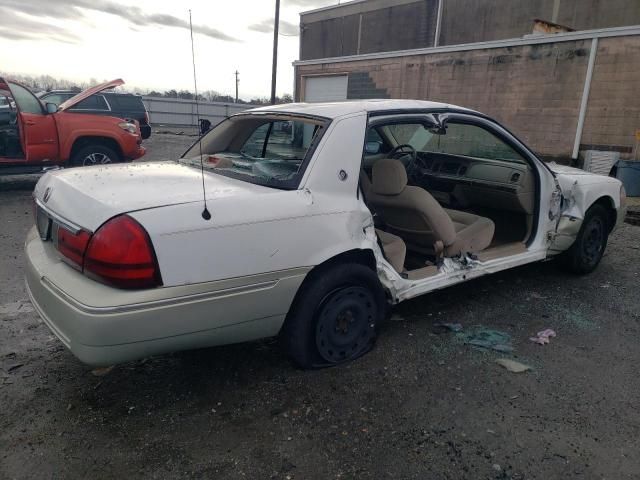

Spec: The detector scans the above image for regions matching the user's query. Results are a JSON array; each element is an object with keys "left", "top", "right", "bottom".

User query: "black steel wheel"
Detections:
[
  {"left": 315, "top": 286, "right": 377, "bottom": 364},
  {"left": 558, "top": 204, "right": 610, "bottom": 274},
  {"left": 281, "top": 263, "right": 386, "bottom": 369}
]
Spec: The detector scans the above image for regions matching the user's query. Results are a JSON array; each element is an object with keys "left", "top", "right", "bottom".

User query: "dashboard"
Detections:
[{"left": 364, "top": 152, "right": 535, "bottom": 214}]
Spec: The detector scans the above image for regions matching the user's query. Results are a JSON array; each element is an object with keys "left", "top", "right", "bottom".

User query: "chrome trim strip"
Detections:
[
  {"left": 34, "top": 198, "right": 86, "bottom": 234},
  {"left": 41, "top": 277, "right": 281, "bottom": 315}
]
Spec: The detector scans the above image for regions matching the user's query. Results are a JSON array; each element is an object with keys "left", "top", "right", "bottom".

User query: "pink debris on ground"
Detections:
[{"left": 530, "top": 328, "right": 556, "bottom": 345}]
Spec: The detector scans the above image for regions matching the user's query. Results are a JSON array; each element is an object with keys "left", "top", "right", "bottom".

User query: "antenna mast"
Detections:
[{"left": 189, "top": 9, "right": 211, "bottom": 221}]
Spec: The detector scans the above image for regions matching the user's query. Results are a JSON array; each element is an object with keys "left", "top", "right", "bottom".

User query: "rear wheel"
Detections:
[
  {"left": 558, "top": 204, "right": 609, "bottom": 274},
  {"left": 281, "top": 263, "right": 386, "bottom": 369},
  {"left": 71, "top": 144, "right": 120, "bottom": 167}
]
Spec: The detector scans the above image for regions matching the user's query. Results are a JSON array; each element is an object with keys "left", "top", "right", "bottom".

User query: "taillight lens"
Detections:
[
  {"left": 56, "top": 226, "right": 90, "bottom": 270},
  {"left": 51, "top": 215, "right": 161, "bottom": 289},
  {"left": 84, "top": 215, "right": 162, "bottom": 289}
]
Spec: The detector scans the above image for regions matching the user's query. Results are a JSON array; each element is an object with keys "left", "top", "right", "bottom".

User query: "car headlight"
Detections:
[{"left": 118, "top": 121, "right": 137, "bottom": 134}]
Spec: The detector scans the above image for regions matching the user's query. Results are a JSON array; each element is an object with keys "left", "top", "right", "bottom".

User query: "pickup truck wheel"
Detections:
[
  {"left": 281, "top": 263, "right": 386, "bottom": 369},
  {"left": 558, "top": 204, "right": 609, "bottom": 275},
  {"left": 71, "top": 145, "right": 119, "bottom": 167}
]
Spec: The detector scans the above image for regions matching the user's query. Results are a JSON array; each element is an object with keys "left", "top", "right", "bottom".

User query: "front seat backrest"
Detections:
[{"left": 368, "top": 158, "right": 457, "bottom": 249}]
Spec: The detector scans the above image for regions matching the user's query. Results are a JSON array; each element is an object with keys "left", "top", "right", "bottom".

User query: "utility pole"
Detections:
[
  {"left": 234, "top": 70, "right": 239, "bottom": 103},
  {"left": 270, "top": 0, "right": 280, "bottom": 105}
]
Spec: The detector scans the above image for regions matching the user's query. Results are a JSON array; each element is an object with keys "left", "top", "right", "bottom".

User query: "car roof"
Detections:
[{"left": 246, "top": 99, "right": 477, "bottom": 119}]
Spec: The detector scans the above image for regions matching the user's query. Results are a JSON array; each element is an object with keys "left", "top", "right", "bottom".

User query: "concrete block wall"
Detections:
[
  {"left": 297, "top": 36, "right": 640, "bottom": 160},
  {"left": 301, "top": 0, "right": 640, "bottom": 59},
  {"left": 440, "top": 0, "right": 640, "bottom": 46},
  {"left": 300, "top": 0, "right": 438, "bottom": 60},
  {"left": 581, "top": 36, "right": 640, "bottom": 157},
  {"left": 298, "top": 41, "right": 592, "bottom": 159}
]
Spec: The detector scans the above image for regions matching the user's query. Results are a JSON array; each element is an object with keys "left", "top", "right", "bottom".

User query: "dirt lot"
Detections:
[{"left": 1, "top": 132, "right": 639, "bottom": 479}]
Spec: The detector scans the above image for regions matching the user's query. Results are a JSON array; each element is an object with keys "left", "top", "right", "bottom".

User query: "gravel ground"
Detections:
[{"left": 1, "top": 133, "right": 639, "bottom": 479}]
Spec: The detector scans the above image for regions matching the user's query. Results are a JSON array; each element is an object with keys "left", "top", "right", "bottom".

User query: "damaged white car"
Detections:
[{"left": 25, "top": 100, "right": 626, "bottom": 368}]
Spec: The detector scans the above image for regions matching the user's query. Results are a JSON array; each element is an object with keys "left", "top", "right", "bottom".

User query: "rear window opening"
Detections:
[{"left": 181, "top": 114, "right": 329, "bottom": 190}]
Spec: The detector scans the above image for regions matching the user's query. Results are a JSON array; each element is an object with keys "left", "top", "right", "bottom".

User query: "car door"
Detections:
[{"left": 7, "top": 81, "right": 58, "bottom": 163}]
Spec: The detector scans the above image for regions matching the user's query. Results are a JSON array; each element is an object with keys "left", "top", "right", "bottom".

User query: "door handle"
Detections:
[{"left": 25, "top": 120, "right": 36, "bottom": 126}]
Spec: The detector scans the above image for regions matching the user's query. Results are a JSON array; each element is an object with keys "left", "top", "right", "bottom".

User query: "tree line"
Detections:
[{"left": 2, "top": 72, "right": 293, "bottom": 105}]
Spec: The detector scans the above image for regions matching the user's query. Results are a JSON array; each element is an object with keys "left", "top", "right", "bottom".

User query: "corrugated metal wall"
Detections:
[{"left": 142, "top": 97, "right": 255, "bottom": 126}]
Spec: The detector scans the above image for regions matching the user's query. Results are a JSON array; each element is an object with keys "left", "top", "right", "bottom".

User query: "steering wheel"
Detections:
[{"left": 389, "top": 143, "right": 417, "bottom": 171}]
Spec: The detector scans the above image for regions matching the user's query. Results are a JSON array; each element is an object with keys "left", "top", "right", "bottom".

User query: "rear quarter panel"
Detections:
[
  {"left": 129, "top": 191, "right": 372, "bottom": 287},
  {"left": 129, "top": 113, "right": 373, "bottom": 287}
]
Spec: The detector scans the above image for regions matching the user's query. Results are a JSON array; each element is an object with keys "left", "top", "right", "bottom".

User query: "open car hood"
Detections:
[{"left": 57, "top": 78, "right": 124, "bottom": 111}]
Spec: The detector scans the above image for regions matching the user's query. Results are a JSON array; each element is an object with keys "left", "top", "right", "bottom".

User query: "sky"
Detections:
[{"left": 0, "top": 0, "right": 340, "bottom": 99}]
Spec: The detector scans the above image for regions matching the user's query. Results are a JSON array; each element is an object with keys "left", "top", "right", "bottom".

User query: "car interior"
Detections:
[
  {"left": 0, "top": 91, "right": 23, "bottom": 158},
  {"left": 360, "top": 118, "right": 536, "bottom": 279},
  {"left": 181, "top": 114, "right": 326, "bottom": 188}
]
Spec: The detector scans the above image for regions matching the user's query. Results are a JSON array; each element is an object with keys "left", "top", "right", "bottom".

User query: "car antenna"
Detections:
[{"left": 189, "top": 9, "right": 211, "bottom": 221}]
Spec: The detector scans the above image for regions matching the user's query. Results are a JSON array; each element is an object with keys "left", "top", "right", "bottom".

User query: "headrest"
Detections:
[{"left": 371, "top": 158, "right": 407, "bottom": 195}]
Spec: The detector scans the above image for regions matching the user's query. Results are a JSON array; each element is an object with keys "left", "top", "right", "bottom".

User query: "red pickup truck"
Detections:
[{"left": 0, "top": 78, "right": 145, "bottom": 174}]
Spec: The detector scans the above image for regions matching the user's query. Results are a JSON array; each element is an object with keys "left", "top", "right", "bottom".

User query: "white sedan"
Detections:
[{"left": 25, "top": 100, "right": 626, "bottom": 368}]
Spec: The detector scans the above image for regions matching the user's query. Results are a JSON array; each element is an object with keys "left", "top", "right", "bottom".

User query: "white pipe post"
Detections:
[
  {"left": 434, "top": 0, "right": 444, "bottom": 47},
  {"left": 572, "top": 37, "right": 598, "bottom": 160}
]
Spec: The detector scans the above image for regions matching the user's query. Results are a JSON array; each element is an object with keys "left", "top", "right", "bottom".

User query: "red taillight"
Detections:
[
  {"left": 56, "top": 226, "right": 90, "bottom": 269},
  {"left": 84, "top": 215, "right": 162, "bottom": 289},
  {"left": 144, "top": 111, "right": 149, "bottom": 123}
]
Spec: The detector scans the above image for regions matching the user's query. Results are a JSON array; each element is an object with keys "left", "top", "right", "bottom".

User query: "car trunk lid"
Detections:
[{"left": 34, "top": 161, "right": 275, "bottom": 232}]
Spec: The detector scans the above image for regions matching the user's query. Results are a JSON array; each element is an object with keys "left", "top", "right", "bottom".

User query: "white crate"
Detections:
[{"left": 582, "top": 150, "right": 619, "bottom": 176}]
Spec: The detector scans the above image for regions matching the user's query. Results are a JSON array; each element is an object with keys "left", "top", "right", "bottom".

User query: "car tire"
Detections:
[
  {"left": 281, "top": 263, "right": 387, "bottom": 369},
  {"left": 71, "top": 144, "right": 120, "bottom": 167},
  {"left": 558, "top": 204, "right": 609, "bottom": 275}
]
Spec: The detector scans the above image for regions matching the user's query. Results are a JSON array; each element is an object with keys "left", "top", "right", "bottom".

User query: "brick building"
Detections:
[{"left": 294, "top": 0, "right": 640, "bottom": 162}]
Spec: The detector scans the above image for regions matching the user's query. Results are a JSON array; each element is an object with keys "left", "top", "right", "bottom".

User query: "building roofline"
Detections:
[
  {"left": 300, "top": 0, "right": 420, "bottom": 19},
  {"left": 293, "top": 24, "right": 640, "bottom": 66},
  {"left": 300, "top": 0, "right": 367, "bottom": 16}
]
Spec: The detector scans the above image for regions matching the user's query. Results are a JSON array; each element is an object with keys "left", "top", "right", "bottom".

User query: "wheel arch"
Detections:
[
  {"left": 279, "top": 248, "right": 378, "bottom": 332},
  {"left": 590, "top": 195, "right": 617, "bottom": 233},
  {"left": 69, "top": 136, "right": 123, "bottom": 163}
]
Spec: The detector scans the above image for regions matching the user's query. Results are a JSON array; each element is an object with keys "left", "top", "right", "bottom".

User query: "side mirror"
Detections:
[
  {"left": 45, "top": 103, "right": 58, "bottom": 114},
  {"left": 364, "top": 141, "right": 382, "bottom": 155}
]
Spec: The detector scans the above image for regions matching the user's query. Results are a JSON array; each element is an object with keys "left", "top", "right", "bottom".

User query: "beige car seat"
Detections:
[{"left": 367, "top": 158, "right": 495, "bottom": 257}]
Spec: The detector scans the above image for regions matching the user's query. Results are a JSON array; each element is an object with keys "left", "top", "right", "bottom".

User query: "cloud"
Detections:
[
  {"left": 0, "top": 9, "right": 81, "bottom": 43},
  {"left": 0, "top": 0, "right": 237, "bottom": 43},
  {"left": 248, "top": 18, "right": 299, "bottom": 36}
]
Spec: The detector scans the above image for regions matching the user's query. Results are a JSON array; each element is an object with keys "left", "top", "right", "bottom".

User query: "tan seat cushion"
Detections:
[
  {"left": 443, "top": 209, "right": 495, "bottom": 256},
  {"left": 368, "top": 158, "right": 495, "bottom": 257},
  {"left": 376, "top": 229, "right": 406, "bottom": 273}
]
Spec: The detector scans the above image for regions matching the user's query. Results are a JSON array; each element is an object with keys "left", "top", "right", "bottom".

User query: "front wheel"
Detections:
[
  {"left": 71, "top": 144, "right": 120, "bottom": 167},
  {"left": 281, "top": 263, "right": 387, "bottom": 369},
  {"left": 558, "top": 204, "right": 610, "bottom": 274}
]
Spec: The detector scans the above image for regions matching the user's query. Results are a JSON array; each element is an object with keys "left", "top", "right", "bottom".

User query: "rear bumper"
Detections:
[{"left": 24, "top": 228, "right": 306, "bottom": 366}]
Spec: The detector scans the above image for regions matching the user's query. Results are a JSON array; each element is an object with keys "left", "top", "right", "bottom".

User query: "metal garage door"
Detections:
[{"left": 303, "top": 75, "right": 348, "bottom": 102}]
